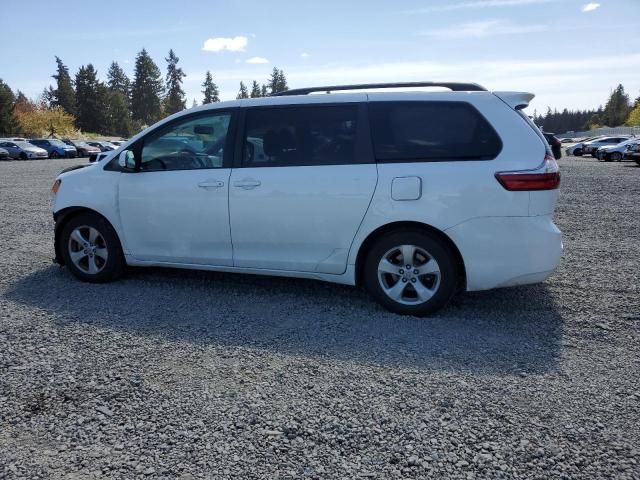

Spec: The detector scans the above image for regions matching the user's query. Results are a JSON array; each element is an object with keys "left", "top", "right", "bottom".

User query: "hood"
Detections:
[{"left": 26, "top": 147, "right": 47, "bottom": 153}]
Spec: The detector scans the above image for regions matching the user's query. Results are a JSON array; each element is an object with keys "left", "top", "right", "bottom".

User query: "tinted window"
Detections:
[
  {"left": 242, "top": 105, "right": 358, "bottom": 167},
  {"left": 369, "top": 101, "right": 502, "bottom": 162},
  {"left": 140, "top": 112, "right": 231, "bottom": 171}
]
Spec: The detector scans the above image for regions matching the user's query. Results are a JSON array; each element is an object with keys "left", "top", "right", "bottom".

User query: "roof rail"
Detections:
[{"left": 272, "top": 81, "right": 487, "bottom": 96}]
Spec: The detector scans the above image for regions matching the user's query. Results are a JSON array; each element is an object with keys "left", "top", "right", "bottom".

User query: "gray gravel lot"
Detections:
[{"left": 1, "top": 156, "right": 639, "bottom": 479}]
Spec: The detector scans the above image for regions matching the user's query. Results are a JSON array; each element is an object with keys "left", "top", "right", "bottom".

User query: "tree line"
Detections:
[
  {"left": 533, "top": 84, "right": 640, "bottom": 133},
  {"left": 0, "top": 49, "right": 290, "bottom": 138}
]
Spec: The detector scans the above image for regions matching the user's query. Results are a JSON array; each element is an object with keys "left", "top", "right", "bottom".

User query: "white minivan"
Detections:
[{"left": 51, "top": 82, "right": 562, "bottom": 316}]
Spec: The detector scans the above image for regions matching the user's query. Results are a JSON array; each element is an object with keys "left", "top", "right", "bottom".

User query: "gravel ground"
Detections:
[{"left": 0, "top": 156, "right": 639, "bottom": 479}]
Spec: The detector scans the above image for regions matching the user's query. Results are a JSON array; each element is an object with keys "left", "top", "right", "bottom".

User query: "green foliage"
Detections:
[
  {"left": 104, "top": 90, "right": 133, "bottom": 137},
  {"left": 107, "top": 62, "right": 130, "bottom": 98},
  {"left": 201, "top": 71, "right": 220, "bottom": 104},
  {"left": 626, "top": 103, "right": 640, "bottom": 126},
  {"left": 164, "top": 49, "right": 186, "bottom": 115},
  {"left": 268, "top": 67, "right": 288, "bottom": 94},
  {"left": 14, "top": 105, "right": 76, "bottom": 137},
  {"left": 75, "top": 64, "right": 107, "bottom": 133},
  {"left": 131, "top": 48, "right": 164, "bottom": 125},
  {"left": 0, "top": 79, "right": 18, "bottom": 134},
  {"left": 533, "top": 106, "right": 603, "bottom": 133},
  {"left": 601, "top": 84, "right": 631, "bottom": 127},
  {"left": 236, "top": 81, "right": 249, "bottom": 99},
  {"left": 250, "top": 80, "right": 261, "bottom": 98},
  {"left": 51, "top": 57, "right": 76, "bottom": 117},
  {"left": 260, "top": 84, "right": 268, "bottom": 97}
]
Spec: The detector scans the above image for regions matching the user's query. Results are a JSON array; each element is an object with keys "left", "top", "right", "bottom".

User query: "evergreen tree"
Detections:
[
  {"left": 107, "top": 61, "right": 130, "bottom": 97},
  {"left": 0, "top": 79, "right": 17, "bottom": 134},
  {"left": 276, "top": 69, "right": 288, "bottom": 92},
  {"left": 250, "top": 80, "right": 261, "bottom": 98},
  {"left": 51, "top": 56, "right": 76, "bottom": 116},
  {"left": 261, "top": 84, "right": 268, "bottom": 97},
  {"left": 236, "top": 81, "right": 249, "bottom": 99},
  {"left": 74, "top": 64, "right": 107, "bottom": 133},
  {"left": 268, "top": 67, "right": 279, "bottom": 94},
  {"left": 201, "top": 71, "right": 220, "bottom": 104},
  {"left": 164, "top": 49, "right": 186, "bottom": 115},
  {"left": 131, "top": 48, "right": 164, "bottom": 125},
  {"left": 602, "top": 84, "right": 631, "bottom": 127},
  {"left": 104, "top": 90, "right": 133, "bottom": 137}
]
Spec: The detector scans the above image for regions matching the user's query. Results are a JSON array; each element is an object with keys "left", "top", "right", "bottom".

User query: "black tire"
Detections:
[
  {"left": 50, "top": 151, "right": 59, "bottom": 159},
  {"left": 604, "top": 154, "right": 612, "bottom": 162},
  {"left": 60, "top": 213, "right": 125, "bottom": 283},
  {"left": 363, "top": 230, "right": 459, "bottom": 316},
  {"left": 573, "top": 148, "right": 582, "bottom": 156},
  {"left": 19, "top": 152, "right": 28, "bottom": 160},
  {"left": 611, "top": 152, "right": 622, "bottom": 162}
]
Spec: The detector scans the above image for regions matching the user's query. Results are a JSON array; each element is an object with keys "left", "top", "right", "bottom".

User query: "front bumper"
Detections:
[{"left": 445, "top": 215, "right": 563, "bottom": 291}]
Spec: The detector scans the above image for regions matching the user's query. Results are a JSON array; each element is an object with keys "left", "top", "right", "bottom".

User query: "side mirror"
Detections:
[{"left": 118, "top": 150, "right": 136, "bottom": 170}]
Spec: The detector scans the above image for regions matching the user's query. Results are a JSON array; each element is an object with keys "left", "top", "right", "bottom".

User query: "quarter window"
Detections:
[
  {"left": 140, "top": 112, "right": 232, "bottom": 171},
  {"left": 369, "top": 101, "right": 502, "bottom": 162},
  {"left": 242, "top": 105, "right": 359, "bottom": 167}
]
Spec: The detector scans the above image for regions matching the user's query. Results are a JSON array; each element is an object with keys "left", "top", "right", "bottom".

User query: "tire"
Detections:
[
  {"left": 573, "top": 149, "right": 582, "bottom": 156},
  {"left": 19, "top": 152, "right": 28, "bottom": 160},
  {"left": 363, "top": 230, "right": 459, "bottom": 316},
  {"left": 60, "top": 213, "right": 125, "bottom": 283},
  {"left": 611, "top": 152, "right": 622, "bottom": 162},
  {"left": 50, "top": 151, "right": 59, "bottom": 159}
]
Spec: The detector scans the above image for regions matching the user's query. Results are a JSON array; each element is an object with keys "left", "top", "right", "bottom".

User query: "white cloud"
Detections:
[
  {"left": 246, "top": 57, "right": 269, "bottom": 64},
  {"left": 202, "top": 36, "right": 248, "bottom": 52},
  {"left": 300, "top": 52, "right": 310, "bottom": 58},
  {"left": 420, "top": 19, "right": 546, "bottom": 38},
  {"left": 409, "top": 0, "right": 555, "bottom": 13},
  {"left": 582, "top": 2, "right": 600, "bottom": 12}
]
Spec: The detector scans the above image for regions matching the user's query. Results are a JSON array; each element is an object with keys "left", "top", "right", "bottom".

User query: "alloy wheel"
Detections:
[
  {"left": 377, "top": 244, "right": 441, "bottom": 305},
  {"left": 67, "top": 225, "right": 109, "bottom": 274}
]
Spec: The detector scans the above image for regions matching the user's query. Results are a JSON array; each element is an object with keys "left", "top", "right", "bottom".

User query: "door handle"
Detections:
[
  {"left": 233, "top": 179, "right": 261, "bottom": 190},
  {"left": 198, "top": 179, "right": 224, "bottom": 189}
]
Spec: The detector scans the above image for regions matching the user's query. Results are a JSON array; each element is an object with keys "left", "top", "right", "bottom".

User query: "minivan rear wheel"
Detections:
[
  {"left": 363, "top": 230, "right": 459, "bottom": 316},
  {"left": 60, "top": 213, "right": 125, "bottom": 283}
]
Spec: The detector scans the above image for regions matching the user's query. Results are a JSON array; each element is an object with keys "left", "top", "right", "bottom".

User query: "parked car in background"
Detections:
[
  {"left": 87, "top": 141, "right": 118, "bottom": 152},
  {"left": 0, "top": 140, "right": 48, "bottom": 159},
  {"left": 51, "top": 81, "right": 562, "bottom": 316},
  {"left": 29, "top": 138, "right": 78, "bottom": 158},
  {"left": 543, "top": 132, "right": 562, "bottom": 160},
  {"left": 62, "top": 139, "right": 101, "bottom": 157},
  {"left": 110, "top": 140, "right": 126, "bottom": 147},
  {"left": 0, "top": 147, "right": 10, "bottom": 160},
  {"left": 582, "top": 136, "right": 631, "bottom": 156},
  {"left": 560, "top": 138, "right": 574, "bottom": 143},
  {"left": 565, "top": 136, "right": 604, "bottom": 156},
  {"left": 625, "top": 142, "right": 640, "bottom": 165},
  {"left": 596, "top": 137, "right": 638, "bottom": 162}
]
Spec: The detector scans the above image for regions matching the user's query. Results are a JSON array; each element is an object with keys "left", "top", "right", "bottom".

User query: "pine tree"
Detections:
[
  {"left": 74, "top": 64, "right": 107, "bottom": 133},
  {"left": 602, "top": 84, "right": 631, "bottom": 127},
  {"left": 131, "top": 48, "right": 164, "bottom": 125},
  {"left": 104, "top": 90, "right": 133, "bottom": 137},
  {"left": 107, "top": 62, "right": 130, "bottom": 98},
  {"left": 201, "top": 70, "right": 220, "bottom": 104},
  {"left": 268, "top": 67, "right": 280, "bottom": 94},
  {"left": 260, "top": 84, "right": 268, "bottom": 97},
  {"left": 0, "top": 79, "right": 17, "bottom": 134},
  {"left": 51, "top": 56, "right": 76, "bottom": 117},
  {"left": 276, "top": 69, "right": 288, "bottom": 92},
  {"left": 236, "top": 81, "right": 249, "bottom": 99},
  {"left": 164, "top": 49, "right": 186, "bottom": 115},
  {"left": 250, "top": 80, "right": 261, "bottom": 98}
]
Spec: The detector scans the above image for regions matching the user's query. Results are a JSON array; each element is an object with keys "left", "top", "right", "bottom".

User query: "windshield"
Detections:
[
  {"left": 49, "top": 139, "right": 67, "bottom": 147},
  {"left": 16, "top": 141, "right": 36, "bottom": 148}
]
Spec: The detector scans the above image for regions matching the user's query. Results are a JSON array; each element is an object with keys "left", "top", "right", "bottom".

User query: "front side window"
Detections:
[
  {"left": 242, "top": 105, "right": 358, "bottom": 167},
  {"left": 369, "top": 101, "right": 502, "bottom": 162},
  {"left": 140, "top": 112, "right": 231, "bottom": 171}
]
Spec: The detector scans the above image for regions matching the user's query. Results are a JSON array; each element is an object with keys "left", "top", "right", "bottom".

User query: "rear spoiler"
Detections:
[{"left": 493, "top": 91, "right": 535, "bottom": 110}]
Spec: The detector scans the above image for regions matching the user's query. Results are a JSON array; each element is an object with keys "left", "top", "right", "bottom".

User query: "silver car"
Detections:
[{"left": 0, "top": 140, "right": 48, "bottom": 160}]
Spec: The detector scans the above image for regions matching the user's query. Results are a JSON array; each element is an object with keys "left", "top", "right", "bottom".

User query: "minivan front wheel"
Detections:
[
  {"left": 61, "top": 213, "right": 125, "bottom": 283},
  {"left": 363, "top": 230, "right": 459, "bottom": 316}
]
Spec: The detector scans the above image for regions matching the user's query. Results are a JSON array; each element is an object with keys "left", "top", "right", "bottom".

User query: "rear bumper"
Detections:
[{"left": 445, "top": 215, "right": 562, "bottom": 291}]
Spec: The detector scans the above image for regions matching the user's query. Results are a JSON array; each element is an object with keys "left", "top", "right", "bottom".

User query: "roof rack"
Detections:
[{"left": 272, "top": 81, "right": 487, "bottom": 96}]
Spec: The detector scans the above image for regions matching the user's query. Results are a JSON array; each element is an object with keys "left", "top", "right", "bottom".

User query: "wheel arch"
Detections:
[
  {"left": 354, "top": 221, "right": 467, "bottom": 290},
  {"left": 54, "top": 206, "right": 123, "bottom": 265}
]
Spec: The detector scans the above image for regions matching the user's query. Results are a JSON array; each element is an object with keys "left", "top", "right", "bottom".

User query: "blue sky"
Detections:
[{"left": 1, "top": 0, "right": 639, "bottom": 113}]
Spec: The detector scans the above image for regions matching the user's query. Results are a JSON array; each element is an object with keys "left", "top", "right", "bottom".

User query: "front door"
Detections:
[
  {"left": 229, "top": 101, "right": 377, "bottom": 274},
  {"left": 118, "top": 110, "right": 235, "bottom": 266}
]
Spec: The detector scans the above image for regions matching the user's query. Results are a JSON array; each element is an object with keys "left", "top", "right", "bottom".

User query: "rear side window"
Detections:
[
  {"left": 369, "top": 101, "right": 502, "bottom": 162},
  {"left": 242, "top": 105, "right": 359, "bottom": 167}
]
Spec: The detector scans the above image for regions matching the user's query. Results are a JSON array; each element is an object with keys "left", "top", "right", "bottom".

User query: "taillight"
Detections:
[{"left": 495, "top": 154, "right": 560, "bottom": 191}]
